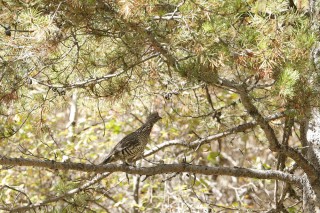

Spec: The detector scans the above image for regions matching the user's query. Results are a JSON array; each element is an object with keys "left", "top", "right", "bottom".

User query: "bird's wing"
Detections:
[
  {"left": 112, "top": 132, "right": 140, "bottom": 153},
  {"left": 103, "top": 132, "right": 140, "bottom": 160}
]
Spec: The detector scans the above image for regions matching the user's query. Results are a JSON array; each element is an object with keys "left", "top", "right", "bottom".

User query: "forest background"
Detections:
[{"left": 1, "top": 0, "right": 320, "bottom": 212}]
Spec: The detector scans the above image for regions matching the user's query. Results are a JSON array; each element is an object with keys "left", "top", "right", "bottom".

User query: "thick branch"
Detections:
[
  {"left": 0, "top": 157, "right": 302, "bottom": 186},
  {"left": 124, "top": 21, "right": 177, "bottom": 68},
  {"left": 238, "top": 88, "right": 319, "bottom": 182},
  {"left": 238, "top": 88, "right": 281, "bottom": 150}
]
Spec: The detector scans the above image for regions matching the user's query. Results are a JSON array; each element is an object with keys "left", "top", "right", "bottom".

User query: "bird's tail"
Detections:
[{"left": 100, "top": 155, "right": 113, "bottom": 164}]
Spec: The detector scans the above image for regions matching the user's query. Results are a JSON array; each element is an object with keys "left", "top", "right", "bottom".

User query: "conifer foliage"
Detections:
[{"left": 1, "top": 0, "right": 320, "bottom": 212}]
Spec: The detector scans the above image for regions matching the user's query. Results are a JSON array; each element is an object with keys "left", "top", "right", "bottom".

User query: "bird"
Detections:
[{"left": 101, "top": 112, "right": 162, "bottom": 164}]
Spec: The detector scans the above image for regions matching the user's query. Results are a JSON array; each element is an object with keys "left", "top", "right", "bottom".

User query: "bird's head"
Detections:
[{"left": 146, "top": 112, "right": 162, "bottom": 124}]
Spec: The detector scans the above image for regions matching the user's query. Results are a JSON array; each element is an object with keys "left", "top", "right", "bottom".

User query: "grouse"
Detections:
[{"left": 101, "top": 112, "right": 161, "bottom": 164}]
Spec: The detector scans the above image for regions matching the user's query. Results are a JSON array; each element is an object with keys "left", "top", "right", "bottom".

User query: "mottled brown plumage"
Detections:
[{"left": 101, "top": 112, "right": 161, "bottom": 164}]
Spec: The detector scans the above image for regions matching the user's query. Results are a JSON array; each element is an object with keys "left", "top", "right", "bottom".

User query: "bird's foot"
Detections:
[
  {"left": 126, "top": 173, "right": 130, "bottom": 184},
  {"left": 141, "top": 175, "right": 151, "bottom": 182},
  {"left": 121, "top": 162, "right": 131, "bottom": 184}
]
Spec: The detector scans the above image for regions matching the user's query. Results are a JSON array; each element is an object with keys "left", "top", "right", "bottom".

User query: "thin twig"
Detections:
[{"left": 10, "top": 172, "right": 112, "bottom": 212}]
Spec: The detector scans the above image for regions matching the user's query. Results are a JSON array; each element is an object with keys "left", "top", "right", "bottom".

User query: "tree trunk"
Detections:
[{"left": 303, "top": 1, "right": 320, "bottom": 210}]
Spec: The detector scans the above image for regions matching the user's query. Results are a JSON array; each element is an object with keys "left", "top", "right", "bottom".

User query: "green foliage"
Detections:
[
  {"left": 207, "top": 151, "right": 220, "bottom": 164},
  {"left": 105, "top": 119, "right": 122, "bottom": 134},
  {"left": 202, "top": 22, "right": 214, "bottom": 33},
  {"left": 288, "top": 206, "right": 298, "bottom": 213},
  {"left": 276, "top": 67, "right": 300, "bottom": 98}
]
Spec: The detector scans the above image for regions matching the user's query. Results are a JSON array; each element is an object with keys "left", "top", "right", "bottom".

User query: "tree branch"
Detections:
[
  {"left": 10, "top": 172, "right": 111, "bottom": 212},
  {"left": 30, "top": 70, "right": 125, "bottom": 89},
  {"left": 133, "top": 175, "right": 140, "bottom": 213},
  {"left": 0, "top": 157, "right": 302, "bottom": 186},
  {"left": 237, "top": 88, "right": 320, "bottom": 182},
  {"left": 95, "top": 188, "right": 130, "bottom": 213},
  {"left": 143, "top": 112, "right": 285, "bottom": 158},
  {"left": 238, "top": 88, "right": 281, "bottom": 150},
  {"left": 30, "top": 53, "right": 159, "bottom": 90}
]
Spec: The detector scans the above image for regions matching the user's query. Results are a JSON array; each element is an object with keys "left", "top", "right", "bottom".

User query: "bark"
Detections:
[
  {"left": 304, "top": 108, "right": 320, "bottom": 206},
  {"left": 306, "top": 109, "right": 320, "bottom": 171},
  {"left": 0, "top": 156, "right": 302, "bottom": 185},
  {"left": 302, "top": 0, "right": 320, "bottom": 209}
]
